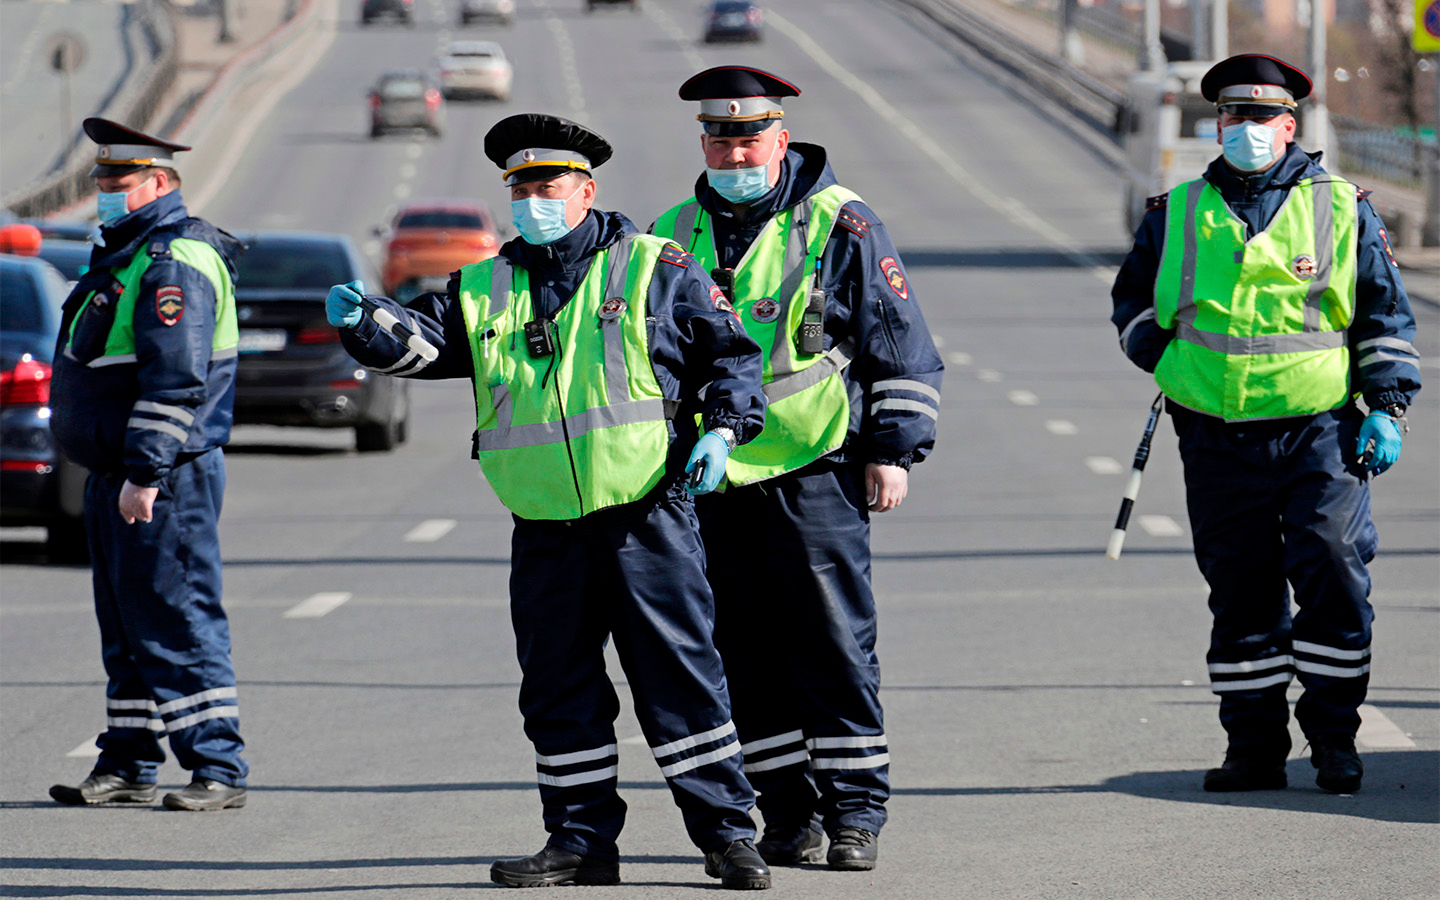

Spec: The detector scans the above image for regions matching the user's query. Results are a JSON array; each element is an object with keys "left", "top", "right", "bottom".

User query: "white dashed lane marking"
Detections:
[
  {"left": 1357, "top": 704, "right": 1416, "bottom": 749},
  {"left": 977, "top": 369, "right": 1002, "bottom": 383},
  {"left": 1007, "top": 390, "right": 1038, "bottom": 406},
  {"left": 947, "top": 351, "right": 972, "bottom": 366},
  {"left": 1138, "top": 515, "right": 1184, "bottom": 537},
  {"left": 405, "top": 519, "right": 457, "bottom": 542},
  {"left": 1085, "top": 456, "right": 1123, "bottom": 475},
  {"left": 284, "top": 592, "right": 353, "bottom": 619},
  {"left": 1045, "top": 419, "right": 1078, "bottom": 435},
  {"left": 66, "top": 738, "right": 101, "bottom": 758}
]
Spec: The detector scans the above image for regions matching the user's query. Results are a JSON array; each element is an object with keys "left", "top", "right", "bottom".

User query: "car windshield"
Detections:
[
  {"left": 453, "top": 49, "right": 494, "bottom": 58},
  {"left": 0, "top": 266, "right": 45, "bottom": 332},
  {"left": 396, "top": 210, "right": 486, "bottom": 229},
  {"left": 379, "top": 79, "right": 426, "bottom": 99},
  {"left": 236, "top": 241, "right": 354, "bottom": 289},
  {"left": 37, "top": 242, "right": 92, "bottom": 281}
]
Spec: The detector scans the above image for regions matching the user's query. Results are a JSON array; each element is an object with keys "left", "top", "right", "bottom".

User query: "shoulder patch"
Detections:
[
  {"left": 155, "top": 285, "right": 184, "bottom": 326},
  {"left": 879, "top": 256, "right": 908, "bottom": 301},
  {"left": 658, "top": 243, "right": 695, "bottom": 268},
  {"left": 147, "top": 239, "right": 173, "bottom": 260},
  {"left": 709, "top": 283, "right": 740, "bottom": 321},
  {"left": 837, "top": 206, "right": 871, "bottom": 237},
  {"left": 1145, "top": 194, "right": 1168, "bottom": 211},
  {"left": 1377, "top": 227, "right": 1399, "bottom": 269}
]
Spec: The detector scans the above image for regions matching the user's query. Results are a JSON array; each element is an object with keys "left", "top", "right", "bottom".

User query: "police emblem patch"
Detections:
[
  {"left": 1378, "top": 227, "right": 1399, "bottom": 268},
  {"left": 880, "top": 256, "right": 908, "bottom": 300},
  {"left": 599, "top": 297, "right": 627, "bottom": 320},
  {"left": 156, "top": 285, "right": 184, "bottom": 326},
  {"left": 709, "top": 284, "right": 737, "bottom": 318},
  {"left": 1291, "top": 254, "right": 1317, "bottom": 280},
  {"left": 750, "top": 298, "right": 780, "bottom": 323}
]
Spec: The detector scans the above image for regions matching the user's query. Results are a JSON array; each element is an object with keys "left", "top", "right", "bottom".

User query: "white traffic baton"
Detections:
[
  {"left": 358, "top": 296, "right": 439, "bottom": 362},
  {"left": 1106, "top": 391, "right": 1165, "bottom": 560}
]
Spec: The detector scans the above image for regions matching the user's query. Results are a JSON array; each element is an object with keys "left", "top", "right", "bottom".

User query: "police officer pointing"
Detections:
[
  {"left": 1112, "top": 55, "right": 1422, "bottom": 794},
  {"left": 48, "top": 118, "right": 250, "bottom": 811},
  {"left": 652, "top": 67, "right": 944, "bottom": 869},
  {"left": 327, "top": 114, "right": 773, "bottom": 889}
]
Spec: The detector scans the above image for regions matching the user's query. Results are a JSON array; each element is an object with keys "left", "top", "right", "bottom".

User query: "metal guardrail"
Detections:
[
  {"left": 1332, "top": 115, "right": 1437, "bottom": 188},
  {"left": 5, "top": 0, "right": 177, "bottom": 219}
]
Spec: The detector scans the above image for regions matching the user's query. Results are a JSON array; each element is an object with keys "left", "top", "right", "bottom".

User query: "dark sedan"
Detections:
[
  {"left": 703, "top": 0, "right": 763, "bottom": 42},
  {"left": 0, "top": 255, "right": 88, "bottom": 561},
  {"left": 232, "top": 231, "right": 409, "bottom": 452}
]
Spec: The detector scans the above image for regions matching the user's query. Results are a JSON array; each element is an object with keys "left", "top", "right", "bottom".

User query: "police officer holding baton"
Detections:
[
  {"left": 328, "top": 114, "right": 774, "bottom": 889},
  {"left": 1112, "top": 55, "right": 1422, "bottom": 794}
]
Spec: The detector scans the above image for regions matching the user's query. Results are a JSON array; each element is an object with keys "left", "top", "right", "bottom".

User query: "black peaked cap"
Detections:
[
  {"left": 1200, "top": 54, "right": 1312, "bottom": 103},
  {"left": 483, "top": 114, "right": 612, "bottom": 176},
  {"left": 678, "top": 66, "right": 800, "bottom": 101},
  {"left": 83, "top": 117, "right": 192, "bottom": 152}
]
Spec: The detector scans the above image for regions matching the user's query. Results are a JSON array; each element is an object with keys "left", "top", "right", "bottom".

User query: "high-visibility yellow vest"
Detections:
[
  {"left": 1154, "top": 176, "right": 1358, "bottom": 421},
  {"left": 65, "top": 237, "right": 238, "bottom": 364},
  {"left": 457, "top": 234, "right": 674, "bottom": 520},
  {"left": 653, "top": 185, "right": 857, "bottom": 484}
]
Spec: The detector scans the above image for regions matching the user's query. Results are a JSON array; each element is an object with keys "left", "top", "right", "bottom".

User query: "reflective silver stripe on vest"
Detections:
[
  {"left": 1174, "top": 179, "right": 1206, "bottom": 322},
  {"left": 490, "top": 258, "right": 513, "bottom": 318},
  {"left": 475, "top": 398, "right": 667, "bottom": 451},
  {"left": 600, "top": 236, "right": 636, "bottom": 404},
  {"left": 1176, "top": 322, "right": 1346, "bottom": 355},
  {"left": 764, "top": 338, "right": 856, "bottom": 403},
  {"left": 1358, "top": 350, "right": 1421, "bottom": 371},
  {"left": 769, "top": 200, "right": 815, "bottom": 377},
  {"left": 1303, "top": 178, "right": 1335, "bottom": 331},
  {"left": 491, "top": 383, "right": 512, "bottom": 429},
  {"left": 1119, "top": 308, "right": 1157, "bottom": 354},
  {"left": 211, "top": 346, "right": 238, "bottom": 361},
  {"left": 673, "top": 203, "right": 703, "bottom": 253}
]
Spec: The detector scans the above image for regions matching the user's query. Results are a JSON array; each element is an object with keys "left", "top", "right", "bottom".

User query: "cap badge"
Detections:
[
  {"left": 599, "top": 297, "right": 627, "bottom": 320},
  {"left": 98, "top": 147, "right": 110, "bottom": 158},
  {"left": 750, "top": 298, "right": 780, "bottom": 323},
  {"left": 727, "top": 100, "right": 742, "bottom": 116},
  {"left": 1292, "top": 254, "right": 1317, "bottom": 279},
  {"left": 1250, "top": 86, "right": 1264, "bottom": 99},
  {"left": 522, "top": 149, "right": 535, "bottom": 162}
]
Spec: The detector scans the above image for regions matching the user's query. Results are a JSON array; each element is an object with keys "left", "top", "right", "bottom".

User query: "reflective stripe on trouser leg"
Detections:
[
  {"left": 702, "top": 462, "right": 888, "bottom": 835},
  {"left": 1280, "top": 410, "right": 1376, "bottom": 742},
  {"left": 86, "top": 451, "right": 248, "bottom": 786}
]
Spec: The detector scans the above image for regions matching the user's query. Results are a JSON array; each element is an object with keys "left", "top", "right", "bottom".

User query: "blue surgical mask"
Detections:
[
  {"left": 706, "top": 140, "right": 781, "bottom": 204},
  {"left": 1221, "top": 122, "right": 1281, "bottom": 173},
  {"left": 95, "top": 175, "right": 153, "bottom": 227},
  {"left": 511, "top": 183, "right": 584, "bottom": 245}
]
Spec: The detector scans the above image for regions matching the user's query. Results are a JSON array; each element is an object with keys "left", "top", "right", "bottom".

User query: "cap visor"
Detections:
[
  {"left": 89, "top": 162, "right": 150, "bottom": 178},
  {"left": 702, "top": 120, "right": 776, "bottom": 137},
  {"left": 1218, "top": 103, "right": 1292, "bottom": 117}
]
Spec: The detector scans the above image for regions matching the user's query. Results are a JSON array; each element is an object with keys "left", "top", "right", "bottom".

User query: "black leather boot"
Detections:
[
  {"left": 704, "top": 839, "right": 771, "bottom": 890},
  {"left": 825, "top": 826, "right": 878, "bottom": 871},
  {"left": 161, "top": 778, "right": 248, "bottom": 811},
  {"left": 489, "top": 845, "right": 620, "bottom": 887},
  {"left": 1311, "top": 739, "right": 1363, "bottom": 793},
  {"left": 1203, "top": 752, "right": 1288, "bottom": 792},
  {"left": 49, "top": 774, "right": 157, "bottom": 806}
]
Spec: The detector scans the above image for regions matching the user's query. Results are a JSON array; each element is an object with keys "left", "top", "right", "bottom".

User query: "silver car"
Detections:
[
  {"left": 459, "top": 0, "right": 514, "bottom": 25},
  {"left": 436, "top": 41, "right": 513, "bottom": 101},
  {"left": 368, "top": 69, "right": 445, "bottom": 138}
]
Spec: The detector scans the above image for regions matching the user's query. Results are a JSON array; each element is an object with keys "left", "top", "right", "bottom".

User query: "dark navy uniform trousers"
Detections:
[
  {"left": 1175, "top": 405, "right": 1377, "bottom": 758},
  {"left": 85, "top": 449, "right": 248, "bottom": 787},
  {"left": 508, "top": 482, "right": 757, "bottom": 861},
  {"left": 700, "top": 460, "right": 889, "bottom": 836}
]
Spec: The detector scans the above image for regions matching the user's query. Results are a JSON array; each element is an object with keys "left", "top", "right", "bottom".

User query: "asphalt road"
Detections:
[{"left": 2, "top": 0, "right": 1437, "bottom": 897}]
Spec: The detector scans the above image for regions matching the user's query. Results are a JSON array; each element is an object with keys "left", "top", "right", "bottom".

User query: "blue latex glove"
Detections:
[
  {"left": 1356, "top": 412, "right": 1403, "bottom": 474},
  {"left": 326, "top": 280, "right": 365, "bottom": 328},
  {"left": 684, "top": 431, "right": 730, "bottom": 495}
]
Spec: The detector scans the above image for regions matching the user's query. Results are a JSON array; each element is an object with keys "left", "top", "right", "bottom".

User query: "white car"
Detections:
[
  {"left": 459, "top": 0, "right": 514, "bottom": 24},
  {"left": 436, "top": 41, "right": 513, "bottom": 101}
]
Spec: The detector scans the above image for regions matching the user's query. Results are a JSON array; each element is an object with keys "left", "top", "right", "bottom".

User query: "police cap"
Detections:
[
  {"left": 84, "top": 117, "right": 190, "bottom": 178},
  {"left": 1201, "top": 54, "right": 1311, "bottom": 117},
  {"left": 678, "top": 66, "right": 800, "bottom": 136},
  {"left": 483, "top": 113, "right": 613, "bottom": 185}
]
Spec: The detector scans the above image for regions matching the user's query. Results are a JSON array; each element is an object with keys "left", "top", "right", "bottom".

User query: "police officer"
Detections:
[
  {"left": 326, "top": 114, "right": 773, "bottom": 890},
  {"left": 1112, "top": 55, "right": 1421, "bottom": 794},
  {"left": 48, "top": 118, "right": 249, "bottom": 811},
  {"left": 651, "top": 67, "right": 944, "bottom": 869}
]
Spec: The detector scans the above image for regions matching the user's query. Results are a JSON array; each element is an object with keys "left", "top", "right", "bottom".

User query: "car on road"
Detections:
[
  {"left": 380, "top": 200, "right": 500, "bottom": 296},
  {"left": 368, "top": 69, "right": 445, "bottom": 138},
  {"left": 435, "top": 40, "right": 513, "bottom": 101},
  {"left": 586, "top": 0, "right": 637, "bottom": 11},
  {"left": 0, "top": 254, "right": 88, "bottom": 561},
  {"left": 36, "top": 239, "right": 93, "bottom": 286},
  {"left": 360, "top": 0, "right": 415, "bottom": 25},
  {"left": 459, "top": 0, "right": 514, "bottom": 25},
  {"left": 703, "top": 0, "right": 763, "bottom": 42},
  {"left": 231, "top": 231, "right": 410, "bottom": 452}
]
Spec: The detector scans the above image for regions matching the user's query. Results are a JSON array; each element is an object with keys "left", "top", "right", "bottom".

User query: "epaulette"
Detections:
[
  {"left": 658, "top": 243, "right": 695, "bottom": 268},
  {"left": 837, "top": 206, "right": 871, "bottom": 237},
  {"left": 147, "top": 237, "right": 173, "bottom": 260},
  {"left": 1358, "top": 188, "right": 1372, "bottom": 200},
  {"left": 1145, "top": 194, "right": 1168, "bottom": 211}
]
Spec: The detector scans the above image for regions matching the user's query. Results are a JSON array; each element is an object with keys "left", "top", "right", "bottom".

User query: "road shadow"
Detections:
[
  {"left": 891, "top": 749, "right": 1439, "bottom": 825},
  {"left": 222, "top": 443, "right": 352, "bottom": 457},
  {"left": 895, "top": 247, "right": 1129, "bottom": 269},
  {"left": 872, "top": 546, "right": 1438, "bottom": 561}
]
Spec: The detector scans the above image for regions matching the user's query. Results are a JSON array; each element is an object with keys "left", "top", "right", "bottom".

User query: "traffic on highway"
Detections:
[{"left": 1, "top": 0, "right": 1436, "bottom": 897}]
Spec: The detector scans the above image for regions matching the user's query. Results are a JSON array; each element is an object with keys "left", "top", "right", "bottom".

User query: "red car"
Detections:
[{"left": 380, "top": 201, "right": 500, "bottom": 297}]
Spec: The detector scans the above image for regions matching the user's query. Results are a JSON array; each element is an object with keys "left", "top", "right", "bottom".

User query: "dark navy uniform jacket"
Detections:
[
  {"left": 661, "top": 142, "right": 944, "bottom": 469},
  {"left": 1112, "top": 144, "right": 1421, "bottom": 413},
  {"left": 340, "top": 208, "right": 766, "bottom": 479},
  {"left": 51, "top": 191, "right": 243, "bottom": 486}
]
